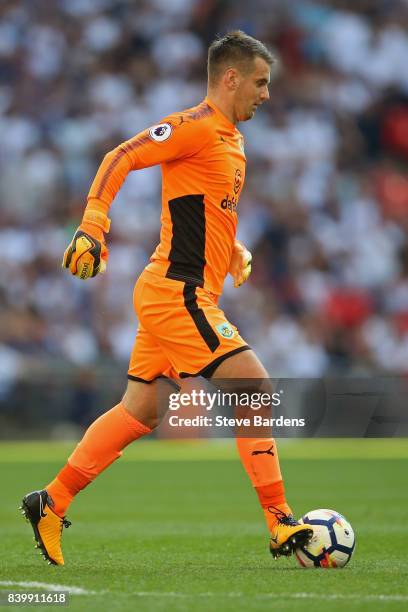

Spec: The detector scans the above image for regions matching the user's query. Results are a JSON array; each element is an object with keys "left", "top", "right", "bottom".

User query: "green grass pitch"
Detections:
[{"left": 0, "top": 439, "right": 407, "bottom": 611}]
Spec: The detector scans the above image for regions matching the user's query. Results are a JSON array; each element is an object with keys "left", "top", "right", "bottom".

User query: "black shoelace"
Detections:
[
  {"left": 267, "top": 505, "right": 298, "bottom": 526},
  {"left": 59, "top": 518, "right": 72, "bottom": 535}
]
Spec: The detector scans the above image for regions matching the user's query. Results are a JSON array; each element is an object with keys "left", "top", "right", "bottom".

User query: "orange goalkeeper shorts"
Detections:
[{"left": 127, "top": 268, "right": 250, "bottom": 382}]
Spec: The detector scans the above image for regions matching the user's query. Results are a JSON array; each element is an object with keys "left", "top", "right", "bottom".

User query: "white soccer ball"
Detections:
[{"left": 296, "top": 508, "right": 355, "bottom": 568}]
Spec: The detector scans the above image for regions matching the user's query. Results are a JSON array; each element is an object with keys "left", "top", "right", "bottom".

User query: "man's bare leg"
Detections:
[
  {"left": 210, "top": 349, "right": 313, "bottom": 557},
  {"left": 21, "top": 378, "right": 170, "bottom": 565}
]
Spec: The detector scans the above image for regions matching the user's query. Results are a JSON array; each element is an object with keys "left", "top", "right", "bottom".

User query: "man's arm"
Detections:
[{"left": 63, "top": 117, "right": 208, "bottom": 279}]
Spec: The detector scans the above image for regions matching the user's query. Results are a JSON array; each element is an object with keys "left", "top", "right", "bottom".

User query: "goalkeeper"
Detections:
[{"left": 21, "top": 30, "right": 313, "bottom": 566}]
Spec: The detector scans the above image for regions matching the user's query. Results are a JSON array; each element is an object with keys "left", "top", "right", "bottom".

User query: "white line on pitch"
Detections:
[
  {"left": 1, "top": 583, "right": 407, "bottom": 602},
  {"left": 130, "top": 591, "right": 408, "bottom": 602},
  {"left": 259, "top": 593, "right": 408, "bottom": 602},
  {"left": 0, "top": 581, "right": 100, "bottom": 596}
]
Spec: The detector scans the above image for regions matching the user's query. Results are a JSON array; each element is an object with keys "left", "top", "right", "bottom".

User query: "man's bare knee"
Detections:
[
  {"left": 122, "top": 379, "right": 161, "bottom": 430},
  {"left": 209, "top": 349, "right": 274, "bottom": 407}
]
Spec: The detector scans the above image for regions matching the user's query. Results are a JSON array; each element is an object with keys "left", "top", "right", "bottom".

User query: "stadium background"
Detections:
[{"left": 1, "top": 0, "right": 408, "bottom": 438}]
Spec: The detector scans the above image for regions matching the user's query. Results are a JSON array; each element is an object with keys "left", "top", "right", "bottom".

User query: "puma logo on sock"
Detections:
[{"left": 251, "top": 445, "right": 274, "bottom": 456}]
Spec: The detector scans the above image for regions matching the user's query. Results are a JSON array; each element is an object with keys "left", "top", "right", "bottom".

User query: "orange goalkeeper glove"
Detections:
[
  {"left": 229, "top": 240, "right": 252, "bottom": 288},
  {"left": 62, "top": 209, "right": 110, "bottom": 280}
]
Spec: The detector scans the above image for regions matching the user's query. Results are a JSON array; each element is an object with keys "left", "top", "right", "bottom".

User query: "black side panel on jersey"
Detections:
[
  {"left": 166, "top": 194, "right": 205, "bottom": 286},
  {"left": 182, "top": 284, "right": 220, "bottom": 353}
]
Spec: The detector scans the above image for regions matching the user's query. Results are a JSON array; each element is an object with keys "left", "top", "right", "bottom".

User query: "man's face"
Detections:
[{"left": 234, "top": 56, "right": 271, "bottom": 122}]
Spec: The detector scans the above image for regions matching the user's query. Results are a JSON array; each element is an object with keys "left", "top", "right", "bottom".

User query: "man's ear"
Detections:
[{"left": 223, "top": 67, "right": 239, "bottom": 91}]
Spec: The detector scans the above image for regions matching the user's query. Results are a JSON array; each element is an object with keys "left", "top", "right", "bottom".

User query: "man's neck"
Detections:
[{"left": 206, "top": 90, "right": 237, "bottom": 126}]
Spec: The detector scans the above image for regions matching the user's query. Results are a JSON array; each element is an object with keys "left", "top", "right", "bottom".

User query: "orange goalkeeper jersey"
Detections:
[{"left": 88, "top": 97, "right": 246, "bottom": 295}]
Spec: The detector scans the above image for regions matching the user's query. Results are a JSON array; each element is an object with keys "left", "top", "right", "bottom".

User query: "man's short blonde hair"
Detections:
[{"left": 208, "top": 30, "right": 274, "bottom": 87}]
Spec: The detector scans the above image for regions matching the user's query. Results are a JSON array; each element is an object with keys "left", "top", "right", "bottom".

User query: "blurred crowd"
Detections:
[{"left": 1, "top": 0, "right": 408, "bottom": 398}]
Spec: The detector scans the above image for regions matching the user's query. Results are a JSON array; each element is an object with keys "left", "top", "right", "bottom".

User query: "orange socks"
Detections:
[
  {"left": 46, "top": 402, "right": 151, "bottom": 516},
  {"left": 46, "top": 410, "right": 290, "bottom": 531},
  {"left": 235, "top": 437, "right": 292, "bottom": 533}
]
